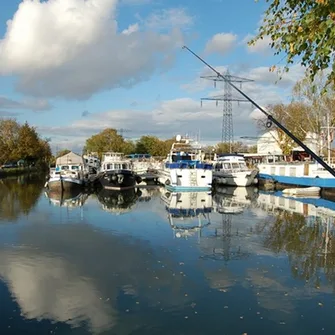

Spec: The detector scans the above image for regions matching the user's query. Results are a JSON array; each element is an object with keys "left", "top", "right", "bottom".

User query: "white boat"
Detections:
[
  {"left": 157, "top": 135, "right": 213, "bottom": 191},
  {"left": 258, "top": 161, "right": 335, "bottom": 189},
  {"left": 83, "top": 154, "right": 100, "bottom": 172},
  {"left": 46, "top": 152, "right": 88, "bottom": 191},
  {"left": 282, "top": 186, "right": 321, "bottom": 197},
  {"left": 212, "top": 154, "right": 258, "bottom": 187},
  {"left": 98, "top": 152, "right": 142, "bottom": 190}
]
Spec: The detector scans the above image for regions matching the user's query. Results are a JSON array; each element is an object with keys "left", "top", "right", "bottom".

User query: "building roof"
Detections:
[{"left": 56, "top": 151, "right": 84, "bottom": 165}]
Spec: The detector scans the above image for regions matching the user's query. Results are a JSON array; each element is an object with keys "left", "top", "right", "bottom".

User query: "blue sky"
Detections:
[{"left": 0, "top": 0, "right": 305, "bottom": 152}]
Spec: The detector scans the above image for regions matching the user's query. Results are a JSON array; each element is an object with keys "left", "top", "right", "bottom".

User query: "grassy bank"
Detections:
[{"left": 0, "top": 167, "right": 40, "bottom": 178}]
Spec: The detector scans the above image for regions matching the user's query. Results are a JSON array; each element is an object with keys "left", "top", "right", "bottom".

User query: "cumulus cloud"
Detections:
[
  {"left": 205, "top": 33, "right": 237, "bottom": 55},
  {"left": 0, "top": 0, "right": 190, "bottom": 99},
  {"left": 37, "top": 94, "right": 262, "bottom": 152},
  {"left": 0, "top": 96, "right": 51, "bottom": 111},
  {"left": 243, "top": 33, "right": 272, "bottom": 54}
]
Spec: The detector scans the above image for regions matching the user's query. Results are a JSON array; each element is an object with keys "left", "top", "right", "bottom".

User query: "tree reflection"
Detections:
[
  {"left": 259, "top": 210, "right": 335, "bottom": 290},
  {"left": 0, "top": 175, "right": 44, "bottom": 221}
]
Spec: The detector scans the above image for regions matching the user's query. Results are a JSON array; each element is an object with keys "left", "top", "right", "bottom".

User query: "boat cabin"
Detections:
[
  {"left": 101, "top": 152, "right": 131, "bottom": 171},
  {"left": 102, "top": 161, "right": 131, "bottom": 171},
  {"left": 214, "top": 155, "right": 248, "bottom": 171}
]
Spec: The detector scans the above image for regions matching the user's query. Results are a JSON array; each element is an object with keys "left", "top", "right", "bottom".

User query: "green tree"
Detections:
[
  {"left": 16, "top": 122, "right": 41, "bottom": 161},
  {"left": 122, "top": 140, "right": 136, "bottom": 155},
  {"left": 85, "top": 128, "right": 125, "bottom": 158},
  {"left": 250, "top": 0, "right": 335, "bottom": 89},
  {"left": 0, "top": 118, "right": 20, "bottom": 163}
]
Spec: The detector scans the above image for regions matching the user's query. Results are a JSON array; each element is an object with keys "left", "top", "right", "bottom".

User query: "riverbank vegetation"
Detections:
[{"left": 0, "top": 119, "right": 52, "bottom": 173}]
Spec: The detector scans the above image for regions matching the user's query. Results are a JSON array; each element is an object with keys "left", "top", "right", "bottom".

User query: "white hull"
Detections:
[
  {"left": 158, "top": 168, "right": 212, "bottom": 191},
  {"left": 213, "top": 169, "right": 258, "bottom": 187}
]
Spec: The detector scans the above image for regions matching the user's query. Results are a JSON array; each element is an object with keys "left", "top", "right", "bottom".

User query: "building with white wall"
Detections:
[{"left": 256, "top": 130, "right": 319, "bottom": 155}]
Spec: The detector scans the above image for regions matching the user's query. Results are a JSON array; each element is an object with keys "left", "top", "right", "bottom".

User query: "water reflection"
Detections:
[
  {"left": 161, "top": 191, "right": 212, "bottom": 239},
  {"left": 97, "top": 188, "right": 142, "bottom": 214},
  {"left": 45, "top": 189, "right": 89, "bottom": 207},
  {"left": 255, "top": 191, "right": 335, "bottom": 291},
  {"left": 1, "top": 181, "right": 335, "bottom": 334},
  {"left": 0, "top": 175, "right": 44, "bottom": 222}
]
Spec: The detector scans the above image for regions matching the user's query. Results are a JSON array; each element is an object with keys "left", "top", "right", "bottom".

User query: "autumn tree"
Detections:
[
  {"left": 0, "top": 119, "right": 20, "bottom": 163},
  {"left": 135, "top": 136, "right": 174, "bottom": 157},
  {"left": 0, "top": 119, "right": 52, "bottom": 165},
  {"left": 293, "top": 72, "right": 335, "bottom": 155},
  {"left": 85, "top": 128, "right": 125, "bottom": 158},
  {"left": 256, "top": 102, "right": 310, "bottom": 156},
  {"left": 250, "top": 0, "right": 335, "bottom": 89},
  {"left": 215, "top": 141, "right": 250, "bottom": 154},
  {"left": 16, "top": 122, "right": 42, "bottom": 161}
]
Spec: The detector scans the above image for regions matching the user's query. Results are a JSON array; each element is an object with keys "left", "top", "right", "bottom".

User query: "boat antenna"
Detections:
[{"left": 182, "top": 45, "right": 335, "bottom": 177}]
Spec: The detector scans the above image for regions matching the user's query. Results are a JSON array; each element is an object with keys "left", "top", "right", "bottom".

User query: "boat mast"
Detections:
[{"left": 182, "top": 46, "right": 335, "bottom": 177}]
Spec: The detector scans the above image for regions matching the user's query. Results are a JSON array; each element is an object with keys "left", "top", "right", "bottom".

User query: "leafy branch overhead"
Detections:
[{"left": 250, "top": 0, "right": 335, "bottom": 89}]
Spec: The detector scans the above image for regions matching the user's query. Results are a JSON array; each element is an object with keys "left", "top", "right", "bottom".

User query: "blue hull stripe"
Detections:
[
  {"left": 259, "top": 173, "right": 335, "bottom": 188},
  {"left": 259, "top": 190, "right": 335, "bottom": 212},
  {"left": 165, "top": 185, "right": 211, "bottom": 192}
]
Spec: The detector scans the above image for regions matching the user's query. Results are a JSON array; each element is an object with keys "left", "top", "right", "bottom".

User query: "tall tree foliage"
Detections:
[
  {"left": 0, "top": 119, "right": 51, "bottom": 165},
  {"left": 135, "top": 136, "right": 174, "bottom": 157},
  {"left": 257, "top": 102, "right": 310, "bottom": 155},
  {"left": 250, "top": 0, "right": 335, "bottom": 89},
  {"left": 85, "top": 128, "right": 134, "bottom": 158}
]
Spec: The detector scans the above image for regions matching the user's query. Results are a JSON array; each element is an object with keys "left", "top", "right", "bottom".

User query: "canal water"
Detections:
[{"left": 0, "top": 175, "right": 335, "bottom": 335}]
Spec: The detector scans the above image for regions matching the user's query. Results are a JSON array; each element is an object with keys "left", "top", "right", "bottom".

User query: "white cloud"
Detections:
[
  {"left": 0, "top": 0, "right": 190, "bottom": 99},
  {"left": 0, "top": 96, "right": 51, "bottom": 111},
  {"left": 38, "top": 94, "right": 262, "bottom": 152},
  {"left": 205, "top": 33, "right": 237, "bottom": 55},
  {"left": 143, "top": 8, "right": 194, "bottom": 31},
  {"left": 243, "top": 33, "right": 272, "bottom": 54}
]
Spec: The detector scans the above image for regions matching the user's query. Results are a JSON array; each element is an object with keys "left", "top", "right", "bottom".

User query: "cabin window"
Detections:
[
  {"left": 122, "top": 163, "right": 128, "bottom": 169},
  {"left": 223, "top": 163, "right": 231, "bottom": 169},
  {"left": 114, "top": 164, "right": 120, "bottom": 169},
  {"left": 232, "top": 163, "right": 239, "bottom": 169},
  {"left": 61, "top": 165, "right": 69, "bottom": 170},
  {"left": 71, "top": 166, "right": 80, "bottom": 170},
  {"left": 106, "top": 164, "right": 113, "bottom": 169},
  {"left": 239, "top": 163, "right": 246, "bottom": 169}
]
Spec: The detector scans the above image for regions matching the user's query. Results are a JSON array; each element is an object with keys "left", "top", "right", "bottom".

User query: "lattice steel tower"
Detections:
[{"left": 201, "top": 71, "right": 253, "bottom": 153}]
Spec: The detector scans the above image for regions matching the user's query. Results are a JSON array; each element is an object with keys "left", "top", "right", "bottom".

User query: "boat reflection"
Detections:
[
  {"left": 45, "top": 189, "right": 89, "bottom": 207},
  {"left": 212, "top": 186, "right": 258, "bottom": 214},
  {"left": 97, "top": 188, "right": 142, "bottom": 214},
  {"left": 161, "top": 191, "right": 212, "bottom": 239}
]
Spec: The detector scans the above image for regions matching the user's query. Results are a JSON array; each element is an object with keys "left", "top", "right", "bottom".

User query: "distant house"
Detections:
[
  {"left": 56, "top": 151, "right": 84, "bottom": 166},
  {"left": 256, "top": 130, "right": 319, "bottom": 156}
]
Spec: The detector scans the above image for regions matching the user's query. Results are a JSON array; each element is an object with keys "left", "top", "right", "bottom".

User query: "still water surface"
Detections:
[{"left": 1, "top": 175, "right": 335, "bottom": 334}]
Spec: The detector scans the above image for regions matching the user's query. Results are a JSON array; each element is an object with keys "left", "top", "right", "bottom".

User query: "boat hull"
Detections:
[
  {"left": 259, "top": 173, "right": 335, "bottom": 188},
  {"left": 213, "top": 169, "right": 258, "bottom": 187},
  {"left": 47, "top": 177, "right": 84, "bottom": 192},
  {"left": 157, "top": 167, "right": 212, "bottom": 191},
  {"left": 99, "top": 170, "right": 139, "bottom": 190}
]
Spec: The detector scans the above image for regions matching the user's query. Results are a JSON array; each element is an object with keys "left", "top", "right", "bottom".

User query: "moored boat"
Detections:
[
  {"left": 46, "top": 152, "right": 88, "bottom": 192},
  {"left": 98, "top": 152, "right": 142, "bottom": 190},
  {"left": 212, "top": 154, "right": 258, "bottom": 187},
  {"left": 157, "top": 135, "right": 212, "bottom": 191},
  {"left": 258, "top": 161, "right": 335, "bottom": 189}
]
